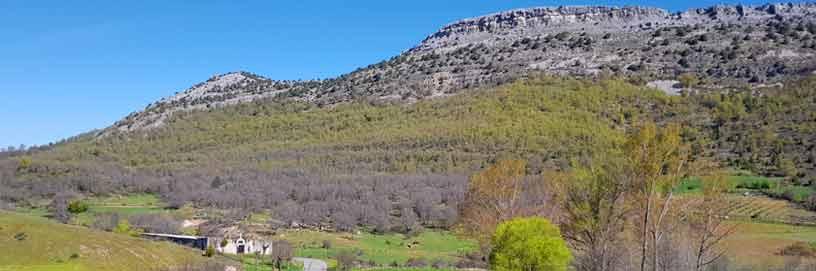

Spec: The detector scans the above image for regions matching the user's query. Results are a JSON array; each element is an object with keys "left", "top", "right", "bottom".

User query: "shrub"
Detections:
[
  {"left": 114, "top": 219, "right": 132, "bottom": 234},
  {"left": 405, "top": 257, "right": 428, "bottom": 267},
  {"left": 92, "top": 213, "right": 120, "bottom": 232},
  {"left": 113, "top": 219, "right": 142, "bottom": 237},
  {"left": 806, "top": 194, "right": 816, "bottom": 211},
  {"left": 678, "top": 73, "right": 700, "bottom": 88},
  {"left": 204, "top": 245, "right": 215, "bottom": 257},
  {"left": 431, "top": 259, "right": 448, "bottom": 269},
  {"left": 67, "top": 201, "right": 88, "bottom": 214},
  {"left": 490, "top": 217, "right": 572, "bottom": 271},
  {"left": 456, "top": 253, "right": 489, "bottom": 270},
  {"left": 336, "top": 250, "right": 357, "bottom": 271},
  {"left": 678, "top": 58, "right": 691, "bottom": 68},
  {"left": 780, "top": 242, "right": 816, "bottom": 257},
  {"left": 129, "top": 214, "right": 181, "bottom": 234}
]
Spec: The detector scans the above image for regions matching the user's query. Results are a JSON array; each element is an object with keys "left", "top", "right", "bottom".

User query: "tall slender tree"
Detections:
[
  {"left": 625, "top": 122, "right": 690, "bottom": 271},
  {"left": 553, "top": 154, "right": 631, "bottom": 271}
]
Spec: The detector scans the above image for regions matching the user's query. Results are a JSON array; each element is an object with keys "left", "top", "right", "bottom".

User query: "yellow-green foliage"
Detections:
[
  {"left": 0, "top": 211, "right": 206, "bottom": 271},
  {"left": 31, "top": 77, "right": 670, "bottom": 175},
  {"left": 112, "top": 219, "right": 142, "bottom": 237},
  {"left": 490, "top": 217, "right": 572, "bottom": 271}
]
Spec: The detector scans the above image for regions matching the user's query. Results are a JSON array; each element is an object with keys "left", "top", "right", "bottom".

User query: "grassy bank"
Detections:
[{"left": 0, "top": 211, "right": 208, "bottom": 271}]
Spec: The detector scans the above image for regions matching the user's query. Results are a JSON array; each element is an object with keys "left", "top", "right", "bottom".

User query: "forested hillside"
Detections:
[
  {"left": 31, "top": 77, "right": 666, "bottom": 174},
  {"left": 1, "top": 77, "right": 671, "bottom": 230},
  {"left": 3, "top": 76, "right": 816, "bottom": 231}
]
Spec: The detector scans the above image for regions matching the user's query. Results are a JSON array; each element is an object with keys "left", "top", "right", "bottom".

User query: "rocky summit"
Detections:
[{"left": 109, "top": 2, "right": 816, "bottom": 134}]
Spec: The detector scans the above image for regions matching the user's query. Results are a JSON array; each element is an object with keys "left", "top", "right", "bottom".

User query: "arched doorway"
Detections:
[{"left": 236, "top": 238, "right": 246, "bottom": 254}]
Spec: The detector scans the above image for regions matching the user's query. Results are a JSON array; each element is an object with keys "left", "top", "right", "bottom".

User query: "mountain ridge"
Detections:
[{"left": 107, "top": 2, "right": 816, "bottom": 135}]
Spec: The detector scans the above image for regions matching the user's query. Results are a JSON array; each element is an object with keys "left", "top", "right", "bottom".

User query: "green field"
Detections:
[
  {"left": 83, "top": 194, "right": 164, "bottom": 207},
  {"left": 70, "top": 194, "right": 177, "bottom": 226},
  {"left": 675, "top": 175, "right": 785, "bottom": 195},
  {"left": 221, "top": 254, "right": 301, "bottom": 271},
  {"left": 281, "top": 230, "right": 477, "bottom": 266},
  {"left": 676, "top": 174, "right": 815, "bottom": 203},
  {"left": 0, "top": 211, "right": 210, "bottom": 271}
]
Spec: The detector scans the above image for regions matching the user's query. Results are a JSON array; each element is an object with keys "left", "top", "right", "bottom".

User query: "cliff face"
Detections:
[
  {"left": 416, "top": 3, "right": 816, "bottom": 51},
  {"left": 107, "top": 3, "right": 816, "bottom": 135},
  {"left": 416, "top": 6, "right": 670, "bottom": 51}
]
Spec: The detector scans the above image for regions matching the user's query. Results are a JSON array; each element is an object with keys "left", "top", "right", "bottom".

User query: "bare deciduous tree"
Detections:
[
  {"left": 689, "top": 172, "right": 736, "bottom": 271},
  {"left": 625, "top": 123, "right": 690, "bottom": 271},
  {"left": 553, "top": 155, "right": 631, "bottom": 271},
  {"left": 460, "top": 160, "right": 555, "bottom": 246}
]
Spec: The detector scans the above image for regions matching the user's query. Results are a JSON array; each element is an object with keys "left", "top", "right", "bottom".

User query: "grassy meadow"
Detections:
[
  {"left": 0, "top": 211, "right": 208, "bottom": 271},
  {"left": 280, "top": 230, "right": 477, "bottom": 266},
  {"left": 72, "top": 194, "right": 175, "bottom": 226}
]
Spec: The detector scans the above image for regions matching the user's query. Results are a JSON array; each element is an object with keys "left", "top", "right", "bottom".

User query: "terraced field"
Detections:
[{"left": 724, "top": 196, "right": 816, "bottom": 225}]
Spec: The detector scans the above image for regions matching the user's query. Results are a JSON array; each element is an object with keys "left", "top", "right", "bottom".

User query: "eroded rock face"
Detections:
[
  {"left": 110, "top": 72, "right": 295, "bottom": 133},
  {"left": 416, "top": 6, "right": 670, "bottom": 51},
  {"left": 106, "top": 3, "right": 816, "bottom": 135}
]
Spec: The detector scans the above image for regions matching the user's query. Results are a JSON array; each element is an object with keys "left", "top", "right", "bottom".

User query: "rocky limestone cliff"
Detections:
[
  {"left": 106, "top": 2, "right": 816, "bottom": 135},
  {"left": 415, "top": 6, "right": 670, "bottom": 51}
]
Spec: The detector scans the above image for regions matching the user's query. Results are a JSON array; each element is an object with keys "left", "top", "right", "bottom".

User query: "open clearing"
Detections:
[
  {"left": 725, "top": 221, "right": 816, "bottom": 268},
  {"left": 280, "top": 230, "right": 477, "bottom": 266}
]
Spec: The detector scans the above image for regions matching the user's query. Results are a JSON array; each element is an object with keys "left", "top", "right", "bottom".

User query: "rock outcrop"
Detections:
[{"left": 107, "top": 2, "right": 816, "bottom": 134}]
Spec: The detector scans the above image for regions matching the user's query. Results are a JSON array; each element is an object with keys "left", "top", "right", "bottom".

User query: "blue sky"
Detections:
[{"left": 0, "top": 0, "right": 773, "bottom": 147}]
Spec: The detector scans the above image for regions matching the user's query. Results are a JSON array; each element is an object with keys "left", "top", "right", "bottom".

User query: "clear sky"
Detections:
[{"left": 0, "top": 0, "right": 773, "bottom": 147}]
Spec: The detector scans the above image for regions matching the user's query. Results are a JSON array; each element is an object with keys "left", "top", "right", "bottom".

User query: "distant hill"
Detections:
[
  {"left": 0, "top": 211, "right": 211, "bottom": 271},
  {"left": 109, "top": 3, "right": 816, "bottom": 134}
]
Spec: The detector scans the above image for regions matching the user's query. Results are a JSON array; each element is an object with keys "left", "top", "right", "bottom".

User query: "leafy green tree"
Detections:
[{"left": 490, "top": 217, "right": 572, "bottom": 271}]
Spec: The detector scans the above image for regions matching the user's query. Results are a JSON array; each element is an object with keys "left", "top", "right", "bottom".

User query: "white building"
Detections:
[{"left": 211, "top": 234, "right": 272, "bottom": 255}]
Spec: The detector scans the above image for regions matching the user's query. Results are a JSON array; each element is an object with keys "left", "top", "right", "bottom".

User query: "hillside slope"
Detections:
[
  {"left": 111, "top": 3, "right": 816, "bottom": 134},
  {"left": 0, "top": 211, "right": 209, "bottom": 271},
  {"left": 4, "top": 74, "right": 816, "bottom": 233},
  {"left": 28, "top": 78, "right": 665, "bottom": 174},
  {"left": 2, "top": 3, "right": 816, "bottom": 237},
  {"left": 1, "top": 77, "right": 671, "bottom": 230}
]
